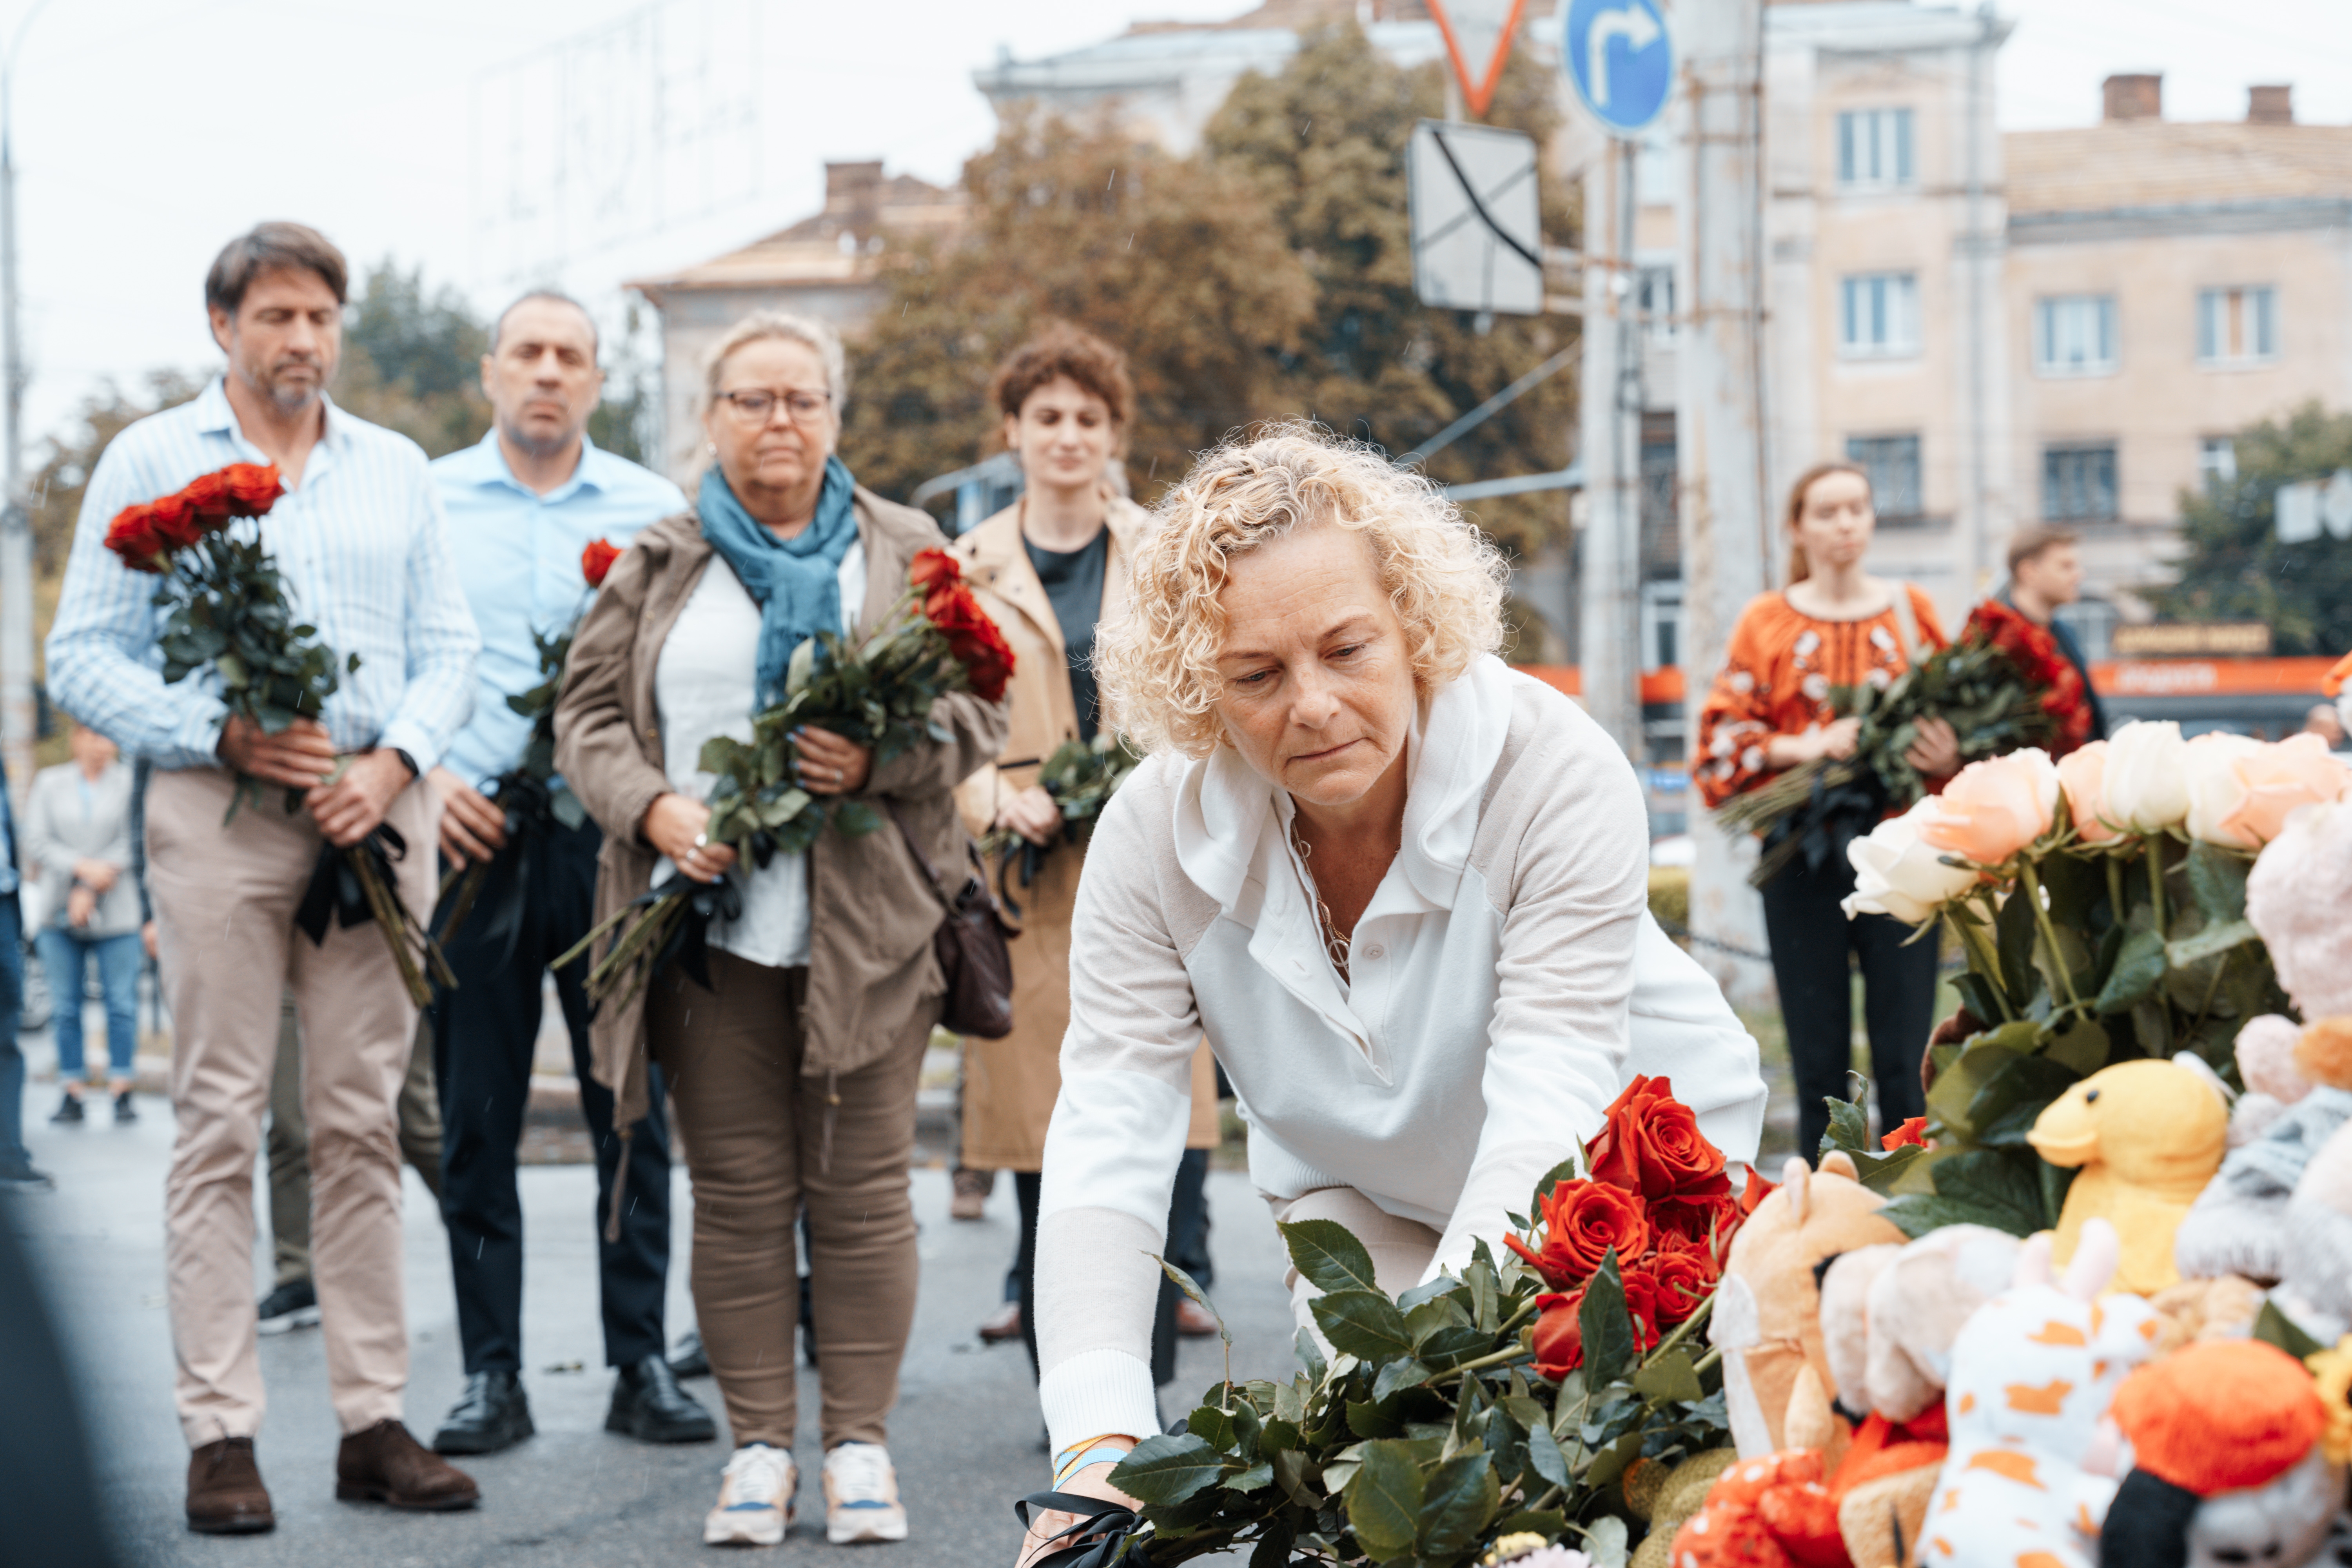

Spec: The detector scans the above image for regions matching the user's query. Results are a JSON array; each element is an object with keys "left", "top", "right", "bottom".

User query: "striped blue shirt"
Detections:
[
  {"left": 45, "top": 378, "right": 480, "bottom": 772},
  {"left": 430, "top": 429, "right": 686, "bottom": 787}
]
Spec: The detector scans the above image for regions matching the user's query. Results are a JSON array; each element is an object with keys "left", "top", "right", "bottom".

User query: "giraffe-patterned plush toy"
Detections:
[{"left": 1916, "top": 1218, "right": 2165, "bottom": 1567}]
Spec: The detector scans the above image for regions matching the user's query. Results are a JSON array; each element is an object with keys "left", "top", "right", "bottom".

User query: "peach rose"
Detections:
[
  {"left": 1918, "top": 748, "right": 2060, "bottom": 867},
  {"left": 2057, "top": 740, "right": 2118, "bottom": 842},
  {"left": 2188, "top": 733, "right": 2351, "bottom": 849}
]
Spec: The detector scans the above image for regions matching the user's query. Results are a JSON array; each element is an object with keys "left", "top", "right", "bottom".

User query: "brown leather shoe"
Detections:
[
  {"left": 977, "top": 1299, "right": 1023, "bottom": 1342},
  {"left": 1175, "top": 1298, "right": 1223, "bottom": 1338},
  {"left": 335, "top": 1418, "right": 480, "bottom": 1511},
  {"left": 187, "top": 1436, "right": 275, "bottom": 1534},
  {"left": 950, "top": 1167, "right": 993, "bottom": 1221}
]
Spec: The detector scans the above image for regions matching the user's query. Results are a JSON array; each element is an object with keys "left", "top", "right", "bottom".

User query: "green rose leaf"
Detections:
[
  {"left": 1312, "top": 1290, "right": 1416, "bottom": 1363},
  {"left": 1524, "top": 1420, "right": 1571, "bottom": 1490},
  {"left": 1343, "top": 1440, "right": 1425, "bottom": 1561},
  {"left": 1416, "top": 1450, "right": 1497, "bottom": 1560},
  {"left": 2096, "top": 925, "right": 2168, "bottom": 1015},
  {"left": 1632, "top": 1349, "right": 1704, "bottom": 1406},
  {"left": 1282, "top": 1219, "right": 1382, "bottom": 1296},
  {"left": 1108, "top": 1433, "right": 1226, "bottom": 1505},
  {"left": 1577, "top": 1253, "right": 1636, "bottom": 1388}
]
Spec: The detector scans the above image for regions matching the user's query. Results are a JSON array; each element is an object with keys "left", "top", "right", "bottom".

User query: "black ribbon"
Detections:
[
  {"left": 1012, "top": 1491, "right": 1158, "bottom": 1568},
  {"left": 627, "top": 869, "right": 743, "bottom": 994},
  {"left": 294, "top": 823, "right": 410, "bottom": 947},
  {"left": 1760, "top": 766, "right": 1888, "bottom": 882},
  {"left": 431, "top": 775, "right": 552, "bottom": 969}
]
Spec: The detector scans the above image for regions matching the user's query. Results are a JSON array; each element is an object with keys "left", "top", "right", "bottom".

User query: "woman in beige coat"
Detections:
[
  {"left": 554, "top": 310, "right": 1005, "bottom": 1550},
  {"left": 949, "top": 325, "right": 1219, "bottom": 1389}
]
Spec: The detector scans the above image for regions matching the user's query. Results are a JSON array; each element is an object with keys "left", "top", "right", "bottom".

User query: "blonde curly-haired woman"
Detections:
[{"left": 1013, "top": 426, "right": 1766, "bottom": 1565}]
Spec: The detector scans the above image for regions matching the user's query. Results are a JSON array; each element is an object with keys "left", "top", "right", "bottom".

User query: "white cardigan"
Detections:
[{"left": 1033, "top": 656, "right": 1767, "bottom": 1450}]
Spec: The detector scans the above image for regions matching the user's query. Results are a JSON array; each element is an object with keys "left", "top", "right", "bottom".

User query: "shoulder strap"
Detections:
[
  {"left": 879, "top": 797, "right": 956, "bottom": 917},
  {"left": 1889, "top": 584, "right": 1922, "bottom": 664}
]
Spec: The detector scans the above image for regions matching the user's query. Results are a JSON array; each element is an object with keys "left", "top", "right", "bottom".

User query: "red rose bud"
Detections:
[
  {"left": 220, "top": 463, "right": 283, "bottom": 516},
  {"left": 1738, "top": 1163, "right": 1777, "bottom": 1218},
  {"left": 1506, "top": 1178, "right": 1651, "bottom": 1289},
  {"left": 103, "top": 505, "right": 168, "bottom": 572},
  {"left": 1646, "top": 1243, "right": 1719, "bottom": 1326},
  {"left": 1532, "top": 1290, "right": 1584, "bottom": 1378},
  {"left": 910, "top": 546, "right": 961, "bottom": 593},
  {"left": 1882, "top": 1116, "right": 1930, "bottom": 1152},
  {"left": 1619, "top": 1266, "right": 1664, "bottom": 1352},
  {"left": 581, "top": 538, "right": 621, "bottom": 589}
]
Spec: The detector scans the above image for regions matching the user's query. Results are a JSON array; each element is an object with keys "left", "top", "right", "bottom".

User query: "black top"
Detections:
[{"left": 1024, "top": 526, "right": 1111, "bottom": 743}]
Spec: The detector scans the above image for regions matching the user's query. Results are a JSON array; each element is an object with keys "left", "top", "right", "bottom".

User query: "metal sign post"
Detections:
[
  {"left": 1424, "top": 0, "right": 1529, "bottom": 121},
  {"left": 1406, "top": 120, "right": 1544, "bottom": 318}
]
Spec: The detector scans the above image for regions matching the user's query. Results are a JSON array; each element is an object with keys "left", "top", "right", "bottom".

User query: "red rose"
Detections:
[
  {"left": 1651, "top": 1189, "right": 1742, "bottom": 1253},
  {"left": 1646, "top": 1239, "right": 1720, "bottom": 1326},
  {"left": 925, "top": 584, "right": 1014, "bottom": 702},
  {"left": 1738, "top": 1163, "right": 1777, "bottom": 1217},
  {"left": 1532, "top": 1290, "right": 1584, "bottom": 1378},
  {"left": 1505, "top": 1178, "right": 1650, "bottom": 1289},
  {"left": 581, "top": 538, "right": 621, "bottom": 589},
  {"left": 103, "top": 504, "right": 167, "bottom": 572},
  {"left": 220, "top": 463, "right": 283, "bottom": 516},
  {"left": 1882, "top": 1116, "right": 1930, "bottom": 1152},
  {"left": 147, "top": 491, "right": 205, "bottom": 551},
  {"left": 1586, "top": 1075, "right": 1729, "bottom": 1200},
  {"left": 910, "top": 546, "right": 960, "bottom": 594},
  {"left": 177, "top": 470, "right": 232, "bottom": 526},
  {"left": 1618, "top": 1266, "right": 1664, "bottom": 1352}
]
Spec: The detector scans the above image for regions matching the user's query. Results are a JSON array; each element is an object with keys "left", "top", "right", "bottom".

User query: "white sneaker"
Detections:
[
  {"left": 704, "top": 1443, "right": 795, "bottom": 1547},
  {"left": 821, "top": 1441, "right": 908, "bottom": 1544}
]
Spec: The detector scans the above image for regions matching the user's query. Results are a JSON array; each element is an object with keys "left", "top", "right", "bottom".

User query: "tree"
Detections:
[
  {"left": 335, "top": 260, "right": 492, "bottom": 458},
  {"left": 842, "top": 107, "right": 1316, "bottom": 509},
  {"left": 2146, "top": 401, "right": 2352, "bottom": 656}
]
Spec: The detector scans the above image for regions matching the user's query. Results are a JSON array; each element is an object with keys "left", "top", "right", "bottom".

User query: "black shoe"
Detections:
[
  {"left": 667, "top": 1328, "right": 710, "bottom": 1381},
  {"left": 113, "top": 1091, "right": 138, "bottom": 1124},
  {"left": 0, "top": 1161, "right": 54, "bottom": 1193},
  {"left": 604, "top": 1354, "right": 717, "bottom": 1444},
  {"left": 431, "top": 1370, "right": 534, "bottom": 1456},
  {"left": 256, "top": 1279, "right": 320, "bottom": 1336},
  {"left": 50, "top": 1092, "right": 83, "bottom": 1125}
]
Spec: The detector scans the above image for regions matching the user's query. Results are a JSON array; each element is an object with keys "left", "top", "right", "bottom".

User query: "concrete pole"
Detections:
[
  {"left": 1676, "top": 0, "right": 1775, "bottom": 1006},
  {"left": 1576, "top": 142, "right": 1640, "bottom": 755}
]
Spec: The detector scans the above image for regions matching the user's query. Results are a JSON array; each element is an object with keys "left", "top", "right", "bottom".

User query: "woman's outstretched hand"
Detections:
[
  {"left": 995, "top": 784, "right": 1062, "bottom": 848},
  {"left": 1014, "top": 1461, "right": 1140, "bottom": 1568},
  {"left": 642, "top": 793, "right": 738, "bottom": 884}
]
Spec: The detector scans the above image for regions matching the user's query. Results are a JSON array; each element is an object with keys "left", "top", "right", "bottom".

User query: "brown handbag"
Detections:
[{"left": 882, "top": 800, "right": 1016, "bottom": 1039}]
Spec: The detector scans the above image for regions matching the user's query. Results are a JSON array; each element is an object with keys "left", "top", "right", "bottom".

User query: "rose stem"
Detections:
[{"left": 2016, "top": 859, "right": 2082, "bottom": 1011}]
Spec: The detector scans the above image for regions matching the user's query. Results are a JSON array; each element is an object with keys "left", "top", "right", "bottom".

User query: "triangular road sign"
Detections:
[{"left": 1426, "top": 0, "right": 1529, "bottom": 119}]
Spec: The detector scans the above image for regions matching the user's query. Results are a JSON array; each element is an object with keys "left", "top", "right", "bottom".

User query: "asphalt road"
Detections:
[{"left": 13, "top": 1094, "right": 1300, "bottom": 1566}]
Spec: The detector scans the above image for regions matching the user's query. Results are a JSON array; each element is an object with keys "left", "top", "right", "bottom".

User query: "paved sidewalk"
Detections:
[{"left": 13, "top": 1100, "right": 1298, "bottom": 1566}]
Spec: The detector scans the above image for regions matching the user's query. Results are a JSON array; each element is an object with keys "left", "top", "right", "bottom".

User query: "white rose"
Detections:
[
  {"left": 2181, "top": 732, "right": 2266, "bottom": 846},
  {"left": 2101, "top": 720, "right": 2192, "bottom": 833},
  {"left": 1843, "top": 800, "right": 1980, "bottom": 926}
]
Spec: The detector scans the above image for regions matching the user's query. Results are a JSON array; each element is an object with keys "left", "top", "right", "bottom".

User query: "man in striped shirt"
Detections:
[{"left": 46, "top": 223, "right": 482, "bottom": 1534}]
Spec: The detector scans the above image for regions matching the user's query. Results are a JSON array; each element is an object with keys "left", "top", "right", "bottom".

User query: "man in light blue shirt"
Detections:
[
  {"left": 44, "top": 223, "right": 481, "bottom": 1531},
  {"left": 419, "top": 292, "right": 711, "bottom": 1459}
]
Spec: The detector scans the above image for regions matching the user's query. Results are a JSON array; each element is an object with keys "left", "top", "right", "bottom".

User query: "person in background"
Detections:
[
  {"left": 2000, "top": 526, "right": 2106, "bottom": 742},
  {"left": 24, "top": 720, "right": 140, "bottom": 1125},
  {"left": 44, "top": 221, "right": 481, "bottom": 1532},
  {"left": 951, "top": 325, "right": 1223, "bottom": 1371},
  {"left": 0, "top": 752, "right": 46, "bottom": 1193},
  {"left": 422, "top": 290, "right": 710, "bottom": 1456},
  {"left": 1696, "top": 461, "right": 1960, "bottom": 1161},
  {"left": 555, "top": 310, "right": 1005, "bottom": 1549}
]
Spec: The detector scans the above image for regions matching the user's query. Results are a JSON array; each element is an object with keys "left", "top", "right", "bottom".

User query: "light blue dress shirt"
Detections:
[
  {"left": 430, "top": 429, "right": 687, "bottom": 787},
  {"left": 45, "top": 378, "right": 481, "bottom": 772}
]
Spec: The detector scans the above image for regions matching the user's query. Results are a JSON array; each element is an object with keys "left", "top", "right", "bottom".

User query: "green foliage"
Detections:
[
  {"left": 2147, "top": 401, "right": 2352, "bottom": 655},
  {"left": 336, "top": 260, "right": 492, "bottom": 457},
  {"left": 152, "top": 532, "right": 348, "bottom": 740}
]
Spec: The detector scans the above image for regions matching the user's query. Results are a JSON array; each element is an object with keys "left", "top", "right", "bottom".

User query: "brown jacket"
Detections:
[
  {"left": 554, "top": 490, "right": 1009, "bottom": 1128},
  {"left": 950, "top": 496, "right": 1217, "bottom": 1171}
]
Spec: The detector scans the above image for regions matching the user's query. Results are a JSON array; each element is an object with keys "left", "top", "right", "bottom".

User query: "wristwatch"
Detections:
[{"left": 391, "top": 748, "right": 420, "bottom": 780}]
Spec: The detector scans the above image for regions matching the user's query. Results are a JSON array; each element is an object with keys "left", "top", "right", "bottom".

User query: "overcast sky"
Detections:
[{"left": 4, "top": 0, "right": 2346, "bottom": 451}]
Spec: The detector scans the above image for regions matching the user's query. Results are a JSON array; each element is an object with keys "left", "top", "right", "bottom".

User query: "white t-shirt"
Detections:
[{"left": 651, "top": 542, "right": 867, "bottom": 969}]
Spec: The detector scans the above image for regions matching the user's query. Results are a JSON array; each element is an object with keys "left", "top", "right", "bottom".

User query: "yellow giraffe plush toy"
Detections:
[{"left": 2027, "top": 1058, "right": 2229, "bottom": 1295}]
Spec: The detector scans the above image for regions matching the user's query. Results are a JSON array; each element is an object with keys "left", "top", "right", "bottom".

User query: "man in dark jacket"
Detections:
[{"left": 2003, "top": 526, "right": 2107, "bottom": 742}]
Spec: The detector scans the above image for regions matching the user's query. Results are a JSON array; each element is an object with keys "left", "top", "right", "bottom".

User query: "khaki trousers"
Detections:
[
  {"left": 147, "top": 766, "right": 435, "bottom": 1447},
  {"left": 648, "top": 950, "right": 926, "bottom": 1450},
  {"left": 267, "top": 993, "right": 443, "bottom": 1288},
  {"left": 1271, "top": 1188, "right": 1442, "bottom": 1348}
]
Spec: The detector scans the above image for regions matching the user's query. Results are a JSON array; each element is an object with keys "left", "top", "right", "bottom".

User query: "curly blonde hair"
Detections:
[{"left": 1098, "top": 424, "right": 1508, "bottom": 758}]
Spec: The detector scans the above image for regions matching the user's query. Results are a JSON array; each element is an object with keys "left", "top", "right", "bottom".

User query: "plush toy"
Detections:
[
  {"left": 2175, "top": 1023, "right": 2352, "bottom": 1284},
  {"left": 2246, "top": 801, "right": 2352, "bottom": 1025},
  {"left": 2146, "top": 1274, "right": 2266, "bottom": 1350},
  {"left": 2098, "top": 1338, "right": 2340, "bottom": 1568},
  {"left": 1666, "top": 1405, "right": 1950, "bottom": 1568},
  {"left": 2027, "top": 1059, "right": 2229, "bottom": 1295},
  {"left": 2228, "top": 1014, "right": 2315, "bottom": 1148},
  {"left": 2278, "top": 1110, "right": 2352, "bottom": 1340},
  {"left": 1818, "top": 1224, "right": 2022, "bottom": 1425},
  {"left": 1916, "top": 1219, "right": 2165, "bottom": 1566},
  {"left": 1711, "top": 1154, "right": 1906, "bottom": 1458},
  {"left": 1624, "top": 1448, "right": 1738, "bottom": 1568}
]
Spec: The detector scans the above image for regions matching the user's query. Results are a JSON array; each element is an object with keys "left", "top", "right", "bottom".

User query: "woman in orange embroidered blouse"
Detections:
[{"left": 1696, "top": 461, "right": 1960, "bottom": 1160}]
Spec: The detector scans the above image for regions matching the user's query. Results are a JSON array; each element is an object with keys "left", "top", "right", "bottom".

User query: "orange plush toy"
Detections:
[{"left": 1666, "top": 1406, "right": 1951, "bottom": 1568}]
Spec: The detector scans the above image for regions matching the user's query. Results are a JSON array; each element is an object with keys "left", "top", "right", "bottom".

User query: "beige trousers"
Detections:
[
  {"left": 147, "top": 766, "right": 436, "bottom": 1447},
  {"left": 1271, "top": 1189, "right": 1443, "bottom": 1345},
  {"left": 648, "top": 950, "right": 927, "bottom": 1450}
]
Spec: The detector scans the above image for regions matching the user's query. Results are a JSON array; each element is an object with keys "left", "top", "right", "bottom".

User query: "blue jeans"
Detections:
[
  {"left": 0, "top": 897, "right": 24, "bottom": 1167},
  {"left": 34, "top": 926, "right": 141, "bottom": 1083}
]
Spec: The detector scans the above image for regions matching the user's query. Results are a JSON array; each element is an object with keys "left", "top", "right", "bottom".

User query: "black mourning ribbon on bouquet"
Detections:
[
  {"left": 1012, "top": 1491, "right": 1160, "bottom": 1568},
  {"left": 1762, "top": 766, "right": 1888, "bottom": 883},
  {"left": 432, "top": 774, "right": 551, "bottom": 969},
  {"left": 296, "top": 822, "right": 411, "bottom": 945},
  {"left": 636, "top": 869, "right": 744, "bottom": 994}
]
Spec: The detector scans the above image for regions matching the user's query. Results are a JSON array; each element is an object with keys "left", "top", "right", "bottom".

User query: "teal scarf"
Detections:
[{"left": 697, "top": 457, "right": 860, "bottom": 708}]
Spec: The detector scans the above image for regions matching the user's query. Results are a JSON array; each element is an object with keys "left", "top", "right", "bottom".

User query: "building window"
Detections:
[
  {"left": 2034, "top": 295, "right": 2118, "bottom": 376},
  {"left": 1635, "top": 264, "right": 1676, "bottom": 341},
  {"left": 2043, "top": 443, "right": 2119, "bottom": 521},
  {"left": 2197, "top": 287, "right": 2277, "bottom": 365},
  {"left": 1846, "top": 434, "right": 1923, "bottom": 521},
  {"left": 1837, "top": 108, "right": 1915, "bottom": 188},
  {"left": 2198, "top": 436, "right": 2238, "bottom": 492},
  {"left": 1840, "top": 272, "right": 1919, "bottom": 357}
]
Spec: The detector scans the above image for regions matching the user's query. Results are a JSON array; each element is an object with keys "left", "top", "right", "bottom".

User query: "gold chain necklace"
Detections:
[{"left": 1287, "top": 813, "right": 1350, "bottom": 984}]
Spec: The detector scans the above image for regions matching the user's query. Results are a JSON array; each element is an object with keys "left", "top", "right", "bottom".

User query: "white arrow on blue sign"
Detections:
[{"left": 1563, "top": 0, "right": 1673, "bottom": 137}]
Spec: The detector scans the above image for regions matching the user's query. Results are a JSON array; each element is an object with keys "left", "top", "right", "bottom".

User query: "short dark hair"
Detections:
[
  {"left": 2007, "top": 525, "right": 2079, "bottom": 576},
  {"left": 204, "top": 223, "right": 349, "bottom": 317},
  {"left": 493, "top": 290, "right": 599, "bottom": 358},
  {"left": 989, "top": 322, "right": 1132, "bottom": 428}
]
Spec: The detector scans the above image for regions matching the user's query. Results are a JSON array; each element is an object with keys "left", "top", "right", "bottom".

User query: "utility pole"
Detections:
[
  {"left": 1676, "top": 0, "right": 1774, "bottom": 1005},
  {"left": 1576, "top": 140, "right": 1641, "bottom": 755},
  {"left": 0, "top": 1, "right": 50, "bottom": 806}
]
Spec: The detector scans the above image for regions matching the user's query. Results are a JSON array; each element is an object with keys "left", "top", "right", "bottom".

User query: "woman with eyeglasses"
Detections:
[{"left": 554, "top": 310, "right": 1007, "bottom": 1550}]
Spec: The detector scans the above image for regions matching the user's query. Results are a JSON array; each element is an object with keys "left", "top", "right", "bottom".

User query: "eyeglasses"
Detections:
[{"left": 717, "top": 387, "right": 832, "bottom": 425}]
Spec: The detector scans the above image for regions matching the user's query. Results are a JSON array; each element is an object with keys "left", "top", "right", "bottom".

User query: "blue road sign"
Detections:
[{"left": 1563, "top": 0, "right": 1673, "bottom": 137}]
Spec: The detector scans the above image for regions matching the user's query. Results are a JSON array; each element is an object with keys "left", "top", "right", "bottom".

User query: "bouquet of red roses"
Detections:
[
  {"left": 557, "top": 546, "right": 1013, "bottom": 1006},
  {"left": 107, "top": 463, "right": 451, "bottom": 1007}
]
